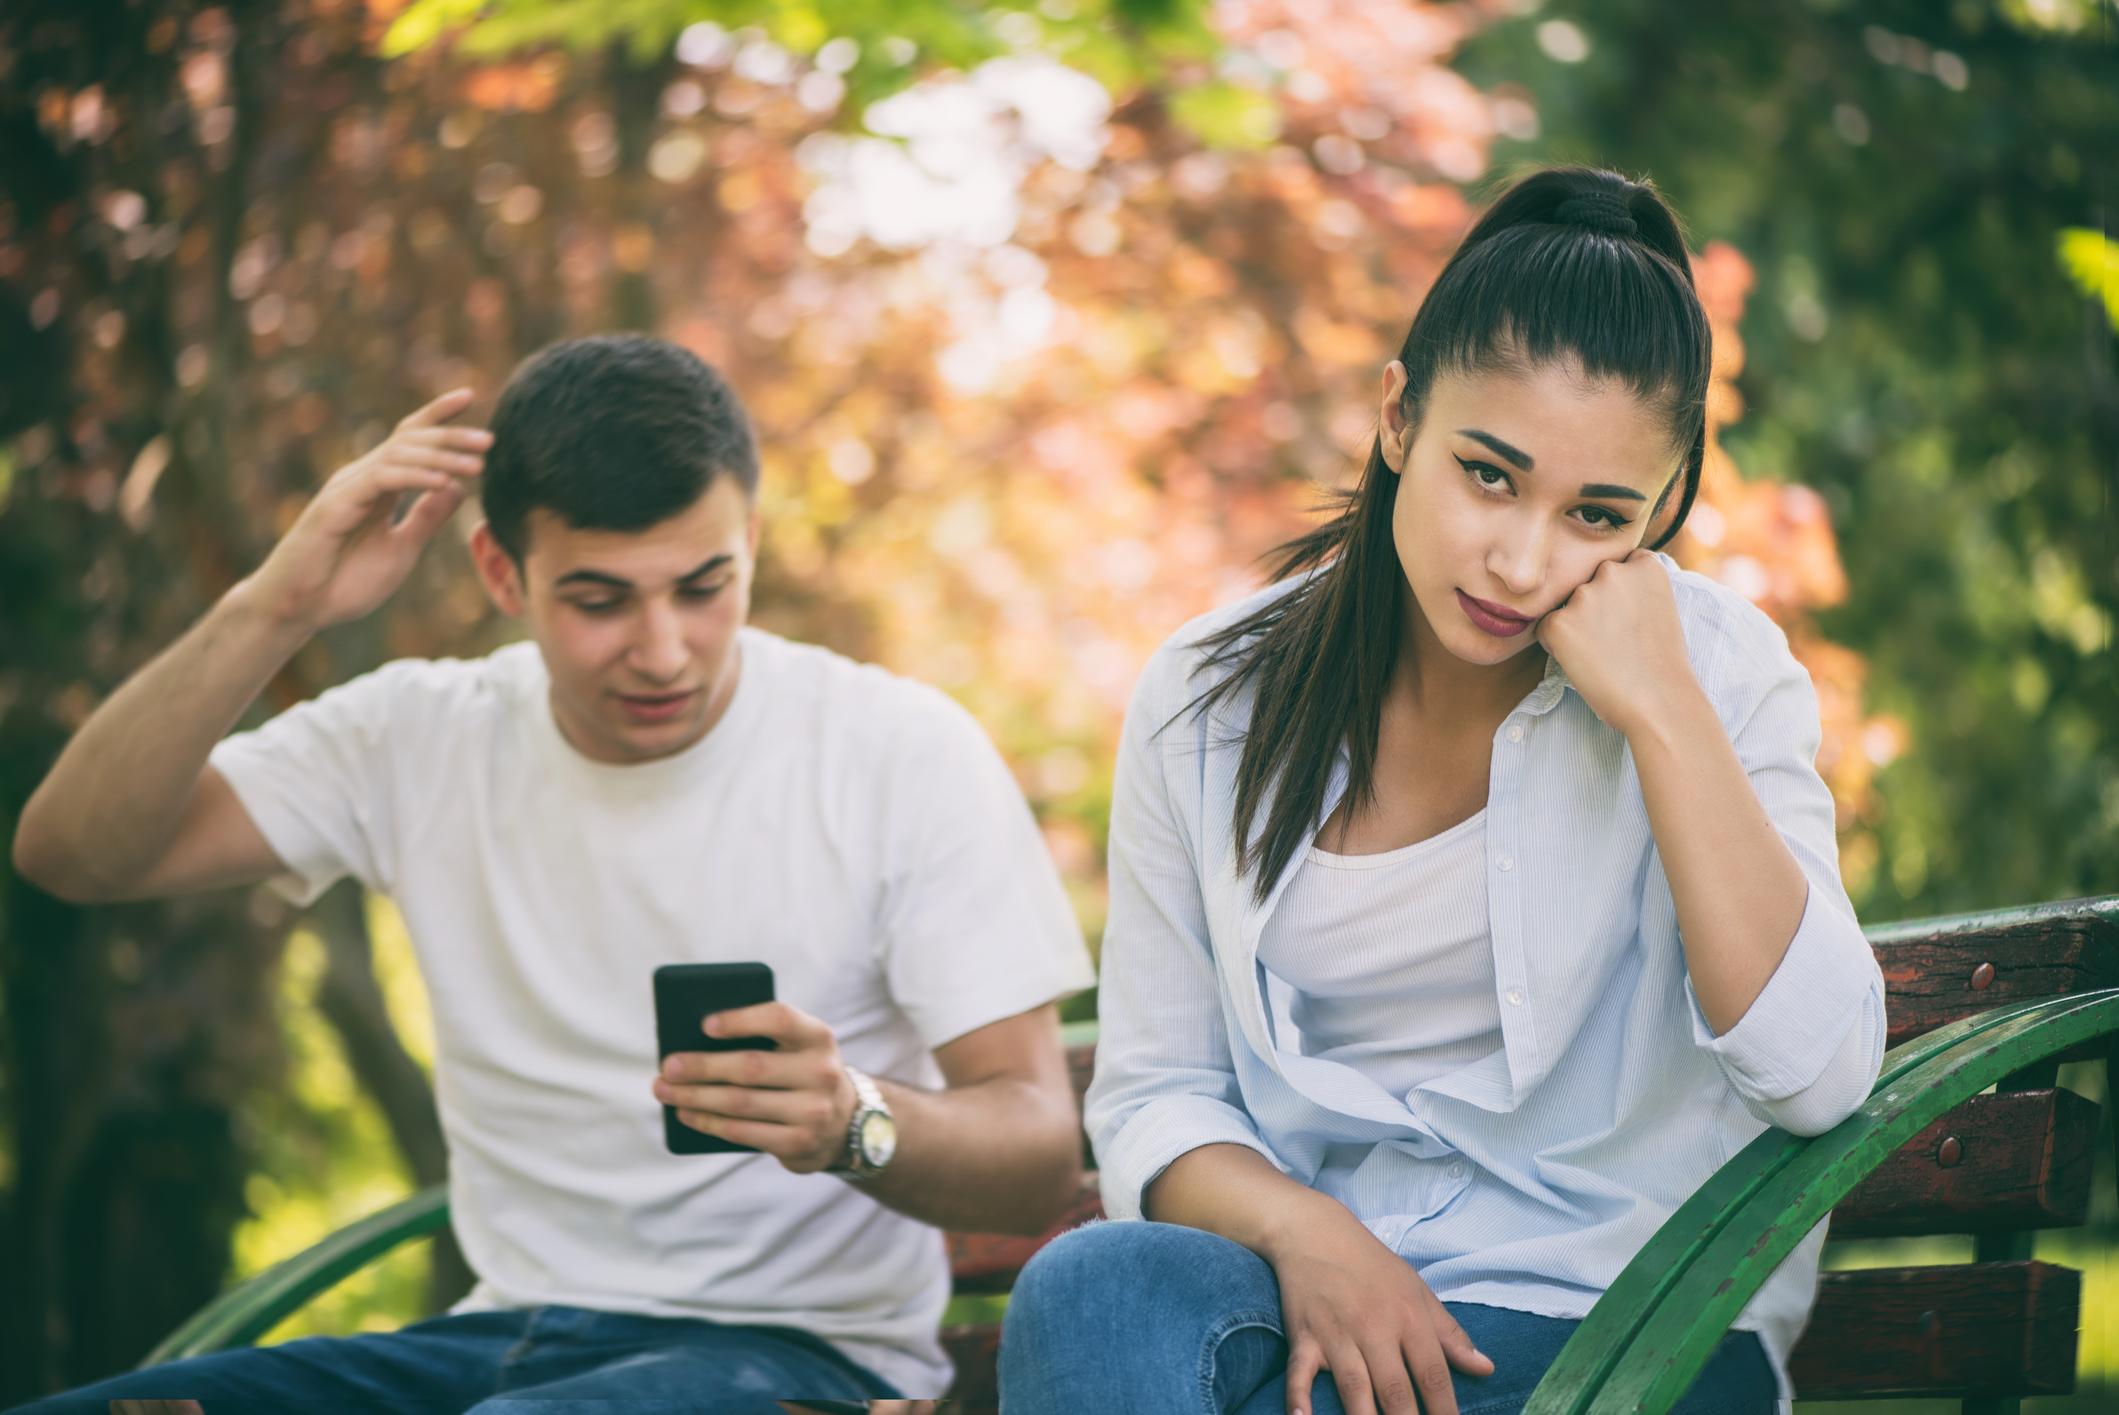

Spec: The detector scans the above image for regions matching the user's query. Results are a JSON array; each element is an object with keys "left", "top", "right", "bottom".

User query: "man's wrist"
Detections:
[
  {"left": 221, "top": 573, "right": 320, "bottom": 648},
  {"left": 829, "top": 1065, "right": 897, "bottom": 1179},
  {"left": 828, "top": 1067, "right": 860, "bottom": 1170}
]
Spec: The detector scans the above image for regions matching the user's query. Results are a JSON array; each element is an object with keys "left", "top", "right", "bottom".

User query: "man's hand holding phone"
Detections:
[{"left": 654, "top": 1001, "right": 860, "bottom": 1174}]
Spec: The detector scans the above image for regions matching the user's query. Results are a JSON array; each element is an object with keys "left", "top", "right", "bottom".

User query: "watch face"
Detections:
[{"left": 858, "top": 1110, "right": 897, "bottom": 1168}]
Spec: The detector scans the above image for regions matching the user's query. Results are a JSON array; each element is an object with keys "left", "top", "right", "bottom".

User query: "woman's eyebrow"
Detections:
[
  {"left": 1458, "top": 428, "right": 1534, "bottom": 469},
  {"left": 1457, "top": 428, "right": 1647, "bottom": 501}
]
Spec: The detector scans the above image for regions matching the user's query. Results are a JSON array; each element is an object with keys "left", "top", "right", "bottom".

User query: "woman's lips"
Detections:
[
  {"left": 1457, "top": 590, "right": 1534, "bottom": 639},
  {"left": 615, "top": 690, "right": 697, "bottom": 723}
]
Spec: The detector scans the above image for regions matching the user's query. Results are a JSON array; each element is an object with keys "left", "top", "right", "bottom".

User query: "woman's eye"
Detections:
[
  {"left": 1577, "top": 508, "right": 1632, "bottom": 533},
  {"left": 1459, "top": 458, "right": 1510, "bottom": 491}
]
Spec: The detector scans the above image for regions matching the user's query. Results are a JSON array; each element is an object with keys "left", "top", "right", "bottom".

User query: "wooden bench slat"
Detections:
[
  {"left": 1065, "top": 1042, "right": 1096, "bottom": 1106},
  {"left": 1829, "top": 1086, "right": 2101, "bottom": 1237},
  {"left": 1065, "top": 1043, "right": 1097, "bottom": 1166},
  {"left": 1872, "top": 905, "right": 2119, "bottom": 1049},
  {"left": 1788, "top": 1260, "right": 2082, "bottom": 1399},
  {"left": 947, "top": 1179, "right": 1103, "bottom": 1294}
]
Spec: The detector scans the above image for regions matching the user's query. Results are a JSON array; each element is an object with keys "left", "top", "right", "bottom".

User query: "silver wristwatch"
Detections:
[{"left": 832, "top": 1065, "right": 897, "bottom": 1180}]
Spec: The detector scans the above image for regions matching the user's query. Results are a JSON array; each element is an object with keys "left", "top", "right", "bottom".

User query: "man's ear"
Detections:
[
  {"left": 746, "top": 506, "right": 762, "bottom": 559},
  {"left": 468, "top": 521, "right": 527, "bottom": 617}
]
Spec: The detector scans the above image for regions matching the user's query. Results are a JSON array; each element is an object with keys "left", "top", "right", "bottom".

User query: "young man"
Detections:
[{"left": 10, "top": 334, "right": 1095, "bottom": 1412}]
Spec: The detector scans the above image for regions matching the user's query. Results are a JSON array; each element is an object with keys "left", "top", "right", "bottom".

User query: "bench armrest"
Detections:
[
  {"left": 1522, "top": 988, "right": 2119, "bottom": 1414},
  {"left": 139, "top": 1185, "right": 451, "bottom": 1368}
]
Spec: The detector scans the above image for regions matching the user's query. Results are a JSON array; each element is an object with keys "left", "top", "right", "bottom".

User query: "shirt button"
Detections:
[
  {"left": 1497, "top": 855, "right": 1515, "bottom": 872},
  {"left": 1449, "top": 1162, "right": 1467, "bottom": 1179},
  {"left": 1506, "top": 988, "right": 1525, "bottom": 1006},
  {"left": 1505, "top": 724, "right": 1525, "bottom": 743}
]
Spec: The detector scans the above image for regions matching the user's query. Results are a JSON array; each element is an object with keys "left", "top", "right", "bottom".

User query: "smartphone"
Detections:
[{"left": 653, "top": 962, "right": 776, "bottom": 1155}]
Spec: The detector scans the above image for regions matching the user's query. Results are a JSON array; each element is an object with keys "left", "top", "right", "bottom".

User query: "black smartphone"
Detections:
[{"left": 653, "top": 961, "right": 776, "bottom": 1155}]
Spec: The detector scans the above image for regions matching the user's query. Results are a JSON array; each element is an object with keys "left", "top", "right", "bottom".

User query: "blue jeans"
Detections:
[
  {"left": 999, "top": 1220, "right": 1777, "bottom": 1414},
  {"left": 7, "top": 1304, "right": 903, "bottom": 1414}
]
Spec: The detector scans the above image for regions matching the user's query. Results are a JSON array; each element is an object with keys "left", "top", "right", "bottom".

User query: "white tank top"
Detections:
[{"left": 1255, "top": 806, "right": 1503, "bottom": 1101}]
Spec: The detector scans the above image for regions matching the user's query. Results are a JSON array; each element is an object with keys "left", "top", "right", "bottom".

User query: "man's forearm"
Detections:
[
  {"left": 853, "top": 1073, "right": 1084, "bottom": 1236},
  {"left": 13, "top": 578, "right": 308, "bottom": 895}
]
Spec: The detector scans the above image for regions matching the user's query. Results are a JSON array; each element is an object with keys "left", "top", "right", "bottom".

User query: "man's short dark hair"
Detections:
[{"left": 481, "top": 333, "right": 759, "bottom": 563}]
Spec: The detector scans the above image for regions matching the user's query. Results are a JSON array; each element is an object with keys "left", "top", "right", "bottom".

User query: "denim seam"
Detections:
[
  {"left": 494, "top": 1307, "right": 546, "bottom": 1392},
  {"left": 1198, "top": 1308, "right": 1285, "bottom": 1415}
]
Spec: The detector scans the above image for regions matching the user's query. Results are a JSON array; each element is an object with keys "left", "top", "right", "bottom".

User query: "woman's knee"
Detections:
[
  {"left": 1003, "top": 1220, "right": 1283, "bottom": 1413},
  {"left": 1010, "top": 1218, "right": 1279, "bottom": 1339},
  {"left": 1026, "top": 1218, "right": 1238, "bottom": 1290},
  {"left": 1007, "top": 1218, "right": 1128, "bottom": 1339},
  {"left": 1014, "top": 1218, "right": 1130, "bottom": 1293}
]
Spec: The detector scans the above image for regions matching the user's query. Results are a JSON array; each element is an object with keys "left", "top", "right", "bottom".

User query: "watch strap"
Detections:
[{"left": 836, "top": 1065, "right": 891, "bottom": 1178}]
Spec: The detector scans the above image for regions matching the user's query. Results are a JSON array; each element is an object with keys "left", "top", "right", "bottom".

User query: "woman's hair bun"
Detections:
[{"left": 1552, "top": 189, "right": 1639, "bottom": 237}]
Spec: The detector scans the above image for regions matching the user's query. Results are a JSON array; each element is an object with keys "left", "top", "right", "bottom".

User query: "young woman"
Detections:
[{"left": 998, "top": 166, "right": 1886, "bottom": 1415}]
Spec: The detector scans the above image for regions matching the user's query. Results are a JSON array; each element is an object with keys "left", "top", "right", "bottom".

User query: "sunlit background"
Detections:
[{"left": 2, "top": 0, "right": 2113, "bottom": 1406}]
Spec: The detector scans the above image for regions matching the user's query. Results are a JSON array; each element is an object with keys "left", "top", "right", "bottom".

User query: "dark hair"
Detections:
[
  {"left": 1189, "top": 165, "right": 1712, "bottom": 901},
  {"left": 480, "top": 333, "right": 760, "bottom": 562}
]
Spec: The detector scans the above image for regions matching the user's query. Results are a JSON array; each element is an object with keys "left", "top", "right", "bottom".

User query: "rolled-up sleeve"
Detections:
[
  {"left": 1686, "top": 628, "right": 1887, "bottom": 1137},
  {"left": 1088, "top": 649, "right": 1280, "bottom": 1220}
]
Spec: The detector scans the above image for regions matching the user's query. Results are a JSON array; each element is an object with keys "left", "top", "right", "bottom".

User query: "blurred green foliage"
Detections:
[
  {"left": 235, "top": 897, "right": 438, "bottom": 1343},
  {"left": 2059, "top": 228, "right": 2119, "bottom": 332},
  {"left": 384, "top": 0, "right": 1226, "bottom": 133}
]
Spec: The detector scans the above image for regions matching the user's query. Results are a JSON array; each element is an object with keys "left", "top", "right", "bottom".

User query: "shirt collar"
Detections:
[{"left": 1517, "top": 649, "right": 1574, "bottom": 719}]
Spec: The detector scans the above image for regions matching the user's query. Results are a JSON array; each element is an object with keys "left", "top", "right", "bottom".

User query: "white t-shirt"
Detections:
[
  {"left": 208, "top": 626, "right": 1096, "bottom": 1396},
  {"left": 1255, "top": 810, "right": 1502, "bottom": 1102}
]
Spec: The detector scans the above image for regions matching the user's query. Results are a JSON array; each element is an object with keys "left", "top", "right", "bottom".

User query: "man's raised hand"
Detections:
[{"left": 242, "top": 388, "right": 489, "bottom": 635}]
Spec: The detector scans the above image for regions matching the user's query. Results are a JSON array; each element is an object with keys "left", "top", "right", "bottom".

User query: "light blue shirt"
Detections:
[{"left": 1085, "top": 552, "right": 1887, "bottom": 1399}]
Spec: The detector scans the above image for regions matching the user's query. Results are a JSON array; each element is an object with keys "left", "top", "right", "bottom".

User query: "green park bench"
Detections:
[{"left": 142, "top": 895, "right": 2119, "bottom": 1412}]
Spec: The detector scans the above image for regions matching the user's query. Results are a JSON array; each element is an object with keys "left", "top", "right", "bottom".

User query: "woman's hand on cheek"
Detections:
[{"left": 1533, "top": 549, "right": 1699, "bottom": 738}]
